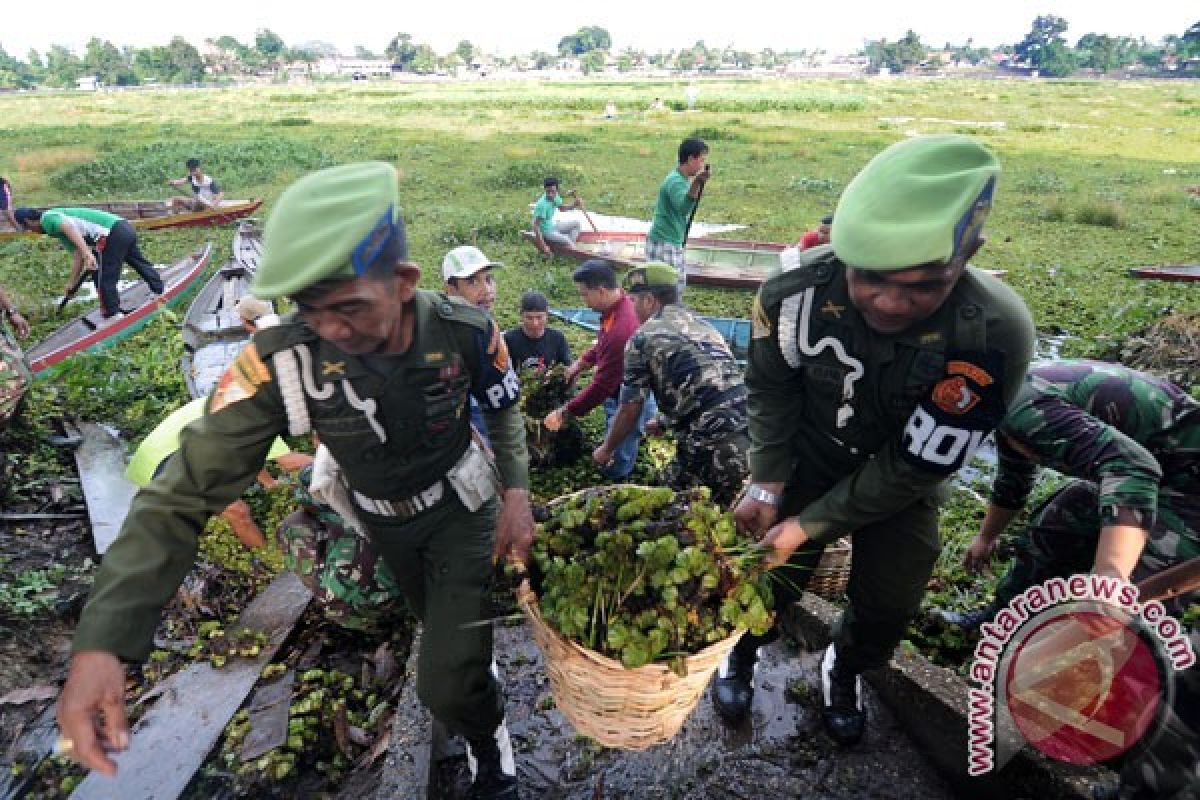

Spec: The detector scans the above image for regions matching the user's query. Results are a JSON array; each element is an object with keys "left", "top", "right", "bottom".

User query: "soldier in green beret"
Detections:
[
  {"left": 56, "top": 162, "right": 533, "bottom": 800},
  {"left": 594, "top": 262, "right": 749, "bottom": 506},
  {"left": 712, "top": 135, "right": 1037, "bottom": 748}
]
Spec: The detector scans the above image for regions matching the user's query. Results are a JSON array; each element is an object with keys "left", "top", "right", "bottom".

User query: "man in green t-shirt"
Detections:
[
  {"left": 531, "top": 176, "right": 584, "bottom": 257},
  {"left": 646, "top": 137, "right": 710, "bottom": 296},
  {"left": 14, "top": 207, "right": 164, "bottom": 320}
]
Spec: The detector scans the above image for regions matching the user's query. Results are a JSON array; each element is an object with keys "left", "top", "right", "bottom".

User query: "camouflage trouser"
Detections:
[
  {"left": 665, "top": 429, "right": 750, "bottom": 507},
  {"left": 1117, "top": 635, "right": 1199, "bottom": 799},
  {"left": 0, "top": 325, "right": 31, "bottom": 429},
  {"left": 994, "top": 478, "right": 1200, "bottom": 614},
  {"left": 276, "top": 507, "right": 406, "bottom": 633}
]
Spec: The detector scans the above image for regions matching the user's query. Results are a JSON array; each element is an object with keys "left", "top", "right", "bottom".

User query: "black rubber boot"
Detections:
[
  {"left": 820, "top": 644, "right": 866, "bottom": 746},
  {"left": 712, "top": 646, "right": 757, "bottom": 723},
  {"left": 466, "top": 722, "right": 518, "bottom": 800}
]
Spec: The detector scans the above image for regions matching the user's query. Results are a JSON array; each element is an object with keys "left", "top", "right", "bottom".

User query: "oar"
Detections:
[
  {"left": 570, "top": 190, "right": 599, "bottom": 233},
  {"left": 682, "top": 165, "right": 710, "bottom": 246}
]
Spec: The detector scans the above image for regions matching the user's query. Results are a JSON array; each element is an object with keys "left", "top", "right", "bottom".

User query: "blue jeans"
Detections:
[{"left": 601, "top": 394, "right": 657, "bottom": 479}]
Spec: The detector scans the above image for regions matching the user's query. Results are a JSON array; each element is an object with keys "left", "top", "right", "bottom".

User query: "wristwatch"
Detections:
[{"left": 746, "top": 484, "right": 780, "bottom": 507}]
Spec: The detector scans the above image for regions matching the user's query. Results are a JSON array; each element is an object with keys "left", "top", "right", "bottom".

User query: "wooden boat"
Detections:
[
  {"left": 0, "top": 199, "right": 263, "bottom": 242},
  {"left": 551, "top": 307, "right": 750, "bottom": 365},
  {"left": 232, "top": 217, "right": 263, "bottom": 271},
  {"left": 1129, "top": 264, "right": 1200, "bottom": 283},
  {"left": 526, "top": 230, "right": 1007, "bottom": 288},
  {"left": 182, "top": 222, "right": 270, "bottom": 398},
  {"left": 26, "top": 243, "right": 212, "bottom": 374}
]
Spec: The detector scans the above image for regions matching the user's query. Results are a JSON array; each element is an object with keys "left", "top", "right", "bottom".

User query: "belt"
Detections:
[{"left": 353, "top": 479, "right": 446, "bottom": 519}]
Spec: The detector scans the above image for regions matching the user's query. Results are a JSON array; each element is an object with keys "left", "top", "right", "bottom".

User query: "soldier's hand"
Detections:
[
  {"left": 963, "top": 533, "right": 998, "bottom": 575},
  {"left": 734, "top": 494, "right": 779, "bottom": 538},
  {"left": 56, "top": 651, "right": 130, "bottom": 777},
  {"left": 495, "top": 488, "right": 535, "bottom": 565},
  {"left": 760, "top": 517, "right": 808, "bottom": 569}
]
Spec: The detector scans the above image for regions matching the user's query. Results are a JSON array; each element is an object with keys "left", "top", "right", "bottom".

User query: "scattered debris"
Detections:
[{"left": 1119, "top": 312, "right": 1200, "bottom": 390}]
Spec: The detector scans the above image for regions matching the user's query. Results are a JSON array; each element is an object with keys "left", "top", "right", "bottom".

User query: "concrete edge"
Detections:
[{"left": 787, "top": 594, "right": 1111, "bottom": 800}]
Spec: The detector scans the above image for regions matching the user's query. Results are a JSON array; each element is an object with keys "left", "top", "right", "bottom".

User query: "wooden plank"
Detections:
[
  {"left": 70, "top": 572, "right": 312, "bottom": 800},
  {"left": 240, "top": 669, "right": 294, "bottom": 761},
  {"left": 71, "top": 422, "right": 138, "bottom": 555},
  {"left": 0, "top": 702, "right": 59, "bottom": 800}
]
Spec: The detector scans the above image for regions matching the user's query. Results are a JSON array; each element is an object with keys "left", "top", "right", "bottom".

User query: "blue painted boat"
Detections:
[{"left": 550, "top": 307, "right": 750, "bottom": 364}]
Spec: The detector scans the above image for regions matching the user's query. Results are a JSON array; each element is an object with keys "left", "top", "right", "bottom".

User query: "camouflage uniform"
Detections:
[
  {"left": 0, "top": 321, "right": 31, "bottom": 428},
  {"left": 990, "top": 360, "right": 1200, "bottom": 612},
  {"left": 985, "top": 361, "right": 1200, "bottom": 800},
  {"left": 277, "top": 466, "right": 406, "bottom": 633},
  {"left": 621, "top": 303, "right": 748, "bottom": 505}
]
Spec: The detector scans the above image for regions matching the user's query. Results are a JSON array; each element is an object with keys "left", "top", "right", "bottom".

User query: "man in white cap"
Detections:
[{"left": 443, "top": 245, "right": 501, "bottom": 314}]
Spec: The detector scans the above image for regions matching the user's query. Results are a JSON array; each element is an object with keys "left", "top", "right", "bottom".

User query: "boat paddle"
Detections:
[
  {"left": 682, "top": 164, "right": 710, "bottom": 248},
  {"left": 570, "top": 190, "right": 599, "bottom": 233}
]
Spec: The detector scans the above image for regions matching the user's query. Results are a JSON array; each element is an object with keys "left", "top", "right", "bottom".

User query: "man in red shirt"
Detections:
[
  {"left": 799, "top": 214, "right": 833, "bottom": 249},
  {"left": 544, "top": 260, "right": 655, "bottom": 478}
]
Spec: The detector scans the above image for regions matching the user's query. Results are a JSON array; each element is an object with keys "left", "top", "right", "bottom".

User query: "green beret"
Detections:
[
  {"left": 253, "top": 162, "right": 407, "bottom": 299},
  {"left": 624, "top": 262, "right": 678, "bottom": 292},
  {"left": 831, "top": 135, "right": 999, "bottom": 271}
]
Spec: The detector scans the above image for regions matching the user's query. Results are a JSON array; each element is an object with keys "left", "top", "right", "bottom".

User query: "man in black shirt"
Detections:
[{"left": 504, "top": 291, "right": 572, "bottom": 371}]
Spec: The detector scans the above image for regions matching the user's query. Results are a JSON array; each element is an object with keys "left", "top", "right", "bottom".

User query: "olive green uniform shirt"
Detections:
[
  {"left": 73, "top": 290, "right": 529, "bottom": 660},
  {"left": 747, "top": 247, "right": 1035, "bottom": 545}
]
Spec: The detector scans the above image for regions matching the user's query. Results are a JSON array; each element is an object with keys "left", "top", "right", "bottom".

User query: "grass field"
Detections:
[{"left": 2, "top": 76, "right": 1199, "bottom": 653}]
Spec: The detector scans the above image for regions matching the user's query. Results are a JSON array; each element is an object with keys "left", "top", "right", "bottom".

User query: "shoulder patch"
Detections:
[{"left": 210, "top": 342, "right": 271, "bottom": 413}]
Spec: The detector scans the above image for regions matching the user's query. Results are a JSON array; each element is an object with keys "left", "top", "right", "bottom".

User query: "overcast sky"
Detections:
[{"left": 4, "top": 1, "right": 1194, "bottom": 59}]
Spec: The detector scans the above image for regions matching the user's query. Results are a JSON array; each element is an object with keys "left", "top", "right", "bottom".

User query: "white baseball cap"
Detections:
[{"left": 442, "top": 245, "right": 502, "bottom": 281}]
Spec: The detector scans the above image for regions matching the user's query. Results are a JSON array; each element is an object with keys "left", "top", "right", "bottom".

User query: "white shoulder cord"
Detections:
[
  {"left": 254, "top": 313, "right": 313, "bottom": 436},
  {"left": 342, "top": 380, "right": 387, "bottom": 444},
  {"left": 778, "top": 287, "right": 864, "bottom": 429}
]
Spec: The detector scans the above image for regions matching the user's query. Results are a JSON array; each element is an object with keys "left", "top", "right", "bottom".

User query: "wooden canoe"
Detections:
[
  {"left": 526, "top": 230, "right": 1007, "bottom": 288},
  {"left": 0, "top": 199, "right": 263, "bottom": 242},
  {"left": 1128, "top": 264, "right": 1200, "bottom": 283},
  {"left": 182, "top": 222, "right": 270, "bottom": 398},
  {"left": 26, "top": 243, "right": 212, "bottom": 375},
  {"left": 232, "top": 217, "right": 264, "bottom": 271},
  {"left": 551, "top": 306, "right": 750, "bottom": 365}
]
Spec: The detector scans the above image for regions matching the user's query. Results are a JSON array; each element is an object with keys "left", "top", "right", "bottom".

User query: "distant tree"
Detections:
[
  {"left": 759, "top": 48, "right": 778, "bottom": 69},
  {"left": 557, "top": 26, "right": 611, "bottom": 57},
  {"left": 0, "top": 45, "right": 36, "bottom": 88},
  {"left": 83, "top": 37, "right": 137, "bottom": 85},
  {"left": 529, "top": 50, "right": 554, "bottom": 70},
  {"left": 255, "top": 28, "right": 287, "bottom": 68},
  {"left": 385, "top": 33, "right": 418, "bottom": 69},
  {"left": 411, "top": 44, "right": 438, "bottom": 74},
  {"left": 1015, "top": 14, "right": 1071, "bottom": 72},
  {"left": 354, "top": 45, "right": 379, "bottom": 59},
  {"left": 45, "top": 44, "right": 84, "bottom": 88},
  {"left": 455, "top": 40, "right": 475, "bottom": 64},
  {"left": 579, "top": 50, "right": 606, "bottom": 75},
  {"left": 295, "top": 40, "right": 339, "bottom": 58},
  {"left": 1184, "top": 20, "right": 1200, "bottom": 56},
  {"left": 676, "top": 49, "right": 697, "bottom": 71},
  {"left": 164, "top": 36, "right": 205, "bottom": 82}
]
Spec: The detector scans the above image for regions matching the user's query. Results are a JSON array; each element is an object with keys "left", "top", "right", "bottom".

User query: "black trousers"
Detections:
[{"left": 96, "top": 220, "right": 163, "bottom": 316}]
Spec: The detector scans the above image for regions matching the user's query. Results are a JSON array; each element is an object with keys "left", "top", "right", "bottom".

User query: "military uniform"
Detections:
[
  {"left": 621, "top": 301, "right": 748, "bottom": 505},
  {"left": 277, "top": 464, "right": 406, "bottom": 634},
  {"left": 72, "top": 288, "right": 528, "bottom": 742},
  {"left": 0, "top": 319, "right": 30, "bottom": 427},
  {"left": 989, "top": 361, "right": 1200, "bottom": 611},
  {"left": 737, "top": 246, "right": 1035, "bottom": 672}
]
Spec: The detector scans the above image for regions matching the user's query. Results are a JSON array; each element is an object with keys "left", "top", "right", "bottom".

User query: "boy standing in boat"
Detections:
[
  {"left": 13, "top": 207, "right": 164, "bottom": 321},
  {"left": 646, "top": 137, "right": 710, "bottom": 297},
  {"left": 168, "top": 158, "right": 225, "bottom": 211}
]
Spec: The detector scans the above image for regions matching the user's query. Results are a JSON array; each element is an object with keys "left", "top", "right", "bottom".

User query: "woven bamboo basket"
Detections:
[
  {"left": 809, "top": 537, "right": 853, "bottom": 599},
  {"left": 518, "top": 582, "right": 743, "bottom": 750},
  {"left": 518, "top": 484, "right": 746, "bottom": 750}
]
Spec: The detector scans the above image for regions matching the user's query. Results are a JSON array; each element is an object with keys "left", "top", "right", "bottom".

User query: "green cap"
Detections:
[
  {"left": 624, "top": 262, "right": 678, "bottom": 292},
  {"left": 253, "top": 162, "right": 407, "bottom": 299},
  {"left": 831, "top": 134, "right": 999, "bottom": 271}
]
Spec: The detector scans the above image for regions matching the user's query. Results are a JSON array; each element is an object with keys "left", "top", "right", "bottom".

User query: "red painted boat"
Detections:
[
  {"left": 1128, "top": 264, "right": 1200, "bottom": 283},
  {"left": 525, "top": 230, "right": 1006, "bottom": 288},
  {"left": 0, "top": 200, "right": 262, "bottom": 242},
  {"left": 26, "top": 243, "right": 212, "bottom": 374}
]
